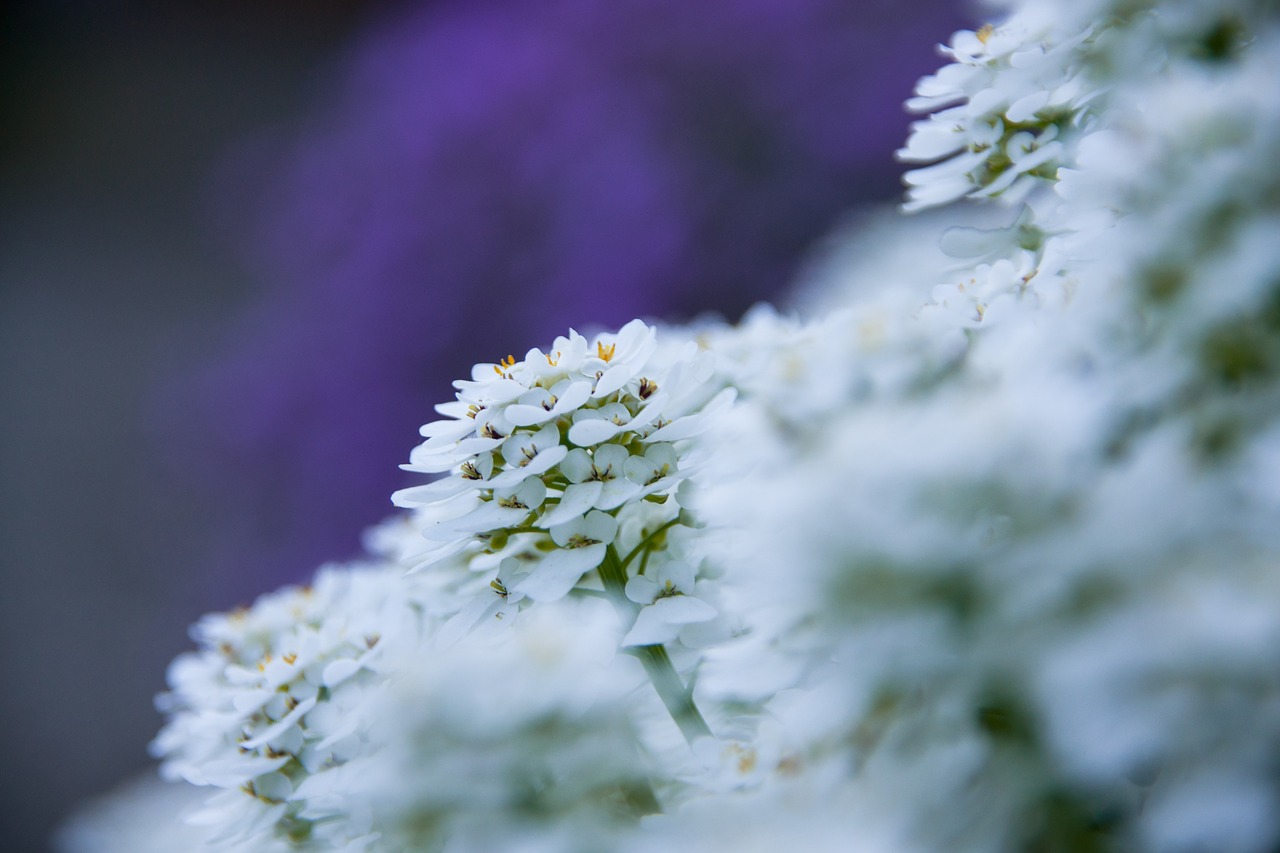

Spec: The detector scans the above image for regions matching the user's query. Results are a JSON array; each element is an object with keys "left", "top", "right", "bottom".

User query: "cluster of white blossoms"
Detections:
[
  {"left": 148, "top": 566, "right": 431, "bottom": 849},
  {"left": 63, "top": 1, "right": 1280, "bottom": 851},
  {"left": 391, "top": 319, "right": 732, "bottom": 615},
  {"left": 898, "top": 19, "right": 1090, "bottom": 212}
]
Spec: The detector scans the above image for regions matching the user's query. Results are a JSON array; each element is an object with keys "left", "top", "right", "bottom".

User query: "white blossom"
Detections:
[
  {"left": 393, "top": 320, "right": 733, "bottom": 626},
  {"left": 150, "top": 564, "right": 431, "bottom": 849},
  {"left": 898, "top": 10, "right": 1096, "bottom": 212}
]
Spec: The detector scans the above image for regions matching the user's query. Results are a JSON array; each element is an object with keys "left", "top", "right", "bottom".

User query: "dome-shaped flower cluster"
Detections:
[
  {"left": 898, "top": 12, "right": 1095, "bottom": 212},
  {"left": 150, "top": 566, "right": 427, "bottom": 848},
  {"left": 392, "top": 320, "right": 733, "bottom": 609}
]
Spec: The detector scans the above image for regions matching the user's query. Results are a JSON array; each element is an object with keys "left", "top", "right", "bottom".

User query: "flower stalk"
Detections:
[{"left": 601, "top": 544, "right": 711, "bottom": 743}]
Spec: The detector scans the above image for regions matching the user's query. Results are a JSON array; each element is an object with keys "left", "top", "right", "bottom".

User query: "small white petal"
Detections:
[
  {"left": 593, "top": 443, "right": 631, "bottom": 473},
  {"left": 390, "top": 477, "right": 472, "bottom": 508},
  {"left": 514, "top": 544, "right": 606, "bottom": 601},
  {"left": 503, "top": 404, "right": 555, "bottom": 426},
  {"left": 253, "top": 772, "right": 293, "bottom": 802},
  {"left": 553, "top": 379, "right": 592, "bottom": 412},
  {"left": 436, "top": 501, "right": 529, "bottom": 535},
  {"left": 656, "top": 560, "right": 697, "bottom": 591},
  {"left": 405, "top": 537, "right": 473, "bottom": 573},
  {"left": 418, "top": 417, "right": 477, "bottom": 441},
  {"left": 625, "top": 574, "right": 661, "bottom": 604},
  {"left": 240, "top": 696, "right": 318, "bottom": 749},
  {"left": 453, "top": 377, "right": 527, "bottom": 405},
  {"left": 597, "top": 478, "right": 642, "bottom": 510},
  {"left": 561, "top": 448, "right": 595, "bottom": 484},
  {"left": 321, "top": 659, "right": 362, "bottom": 688},
  {"left": 539, "top": 482, "right": 603, "bottom": 528},
  {"left": 621, "top": 607, "right": 679, "bottom": 647},
  {"left": 649, "top": 594, "right": 716, "bottom": 624},
  {"left": 438, "top": 594, "right": 507, "bottom": 647},
  {"left": 593, "top": 363, "right": 636, "bottom": 398},
  {"left": 488, "top": 444, "right": 568, "bottom": 488},
  {"left": 643, "top": 415, "right": 709, "bottom": 443},
  {"left": 569, "top": 418, "right": 623, "bottom": 446},
  {"left": 580, "top": 509, "right": 619, "bottom": 545}
]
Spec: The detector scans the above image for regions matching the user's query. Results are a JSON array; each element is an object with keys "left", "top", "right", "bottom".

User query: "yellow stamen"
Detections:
[
  {"left": 282, "top": 652, "right": 297, "bottom": 665},
  {"left": 546, "top": 351, "right": 560, "bottom": 366},
  {"left": 976, "top": 23, "right": 994, "bottom": 44},
  {"left": 596, "top": 341, "right": 616, "bottom": 362}
]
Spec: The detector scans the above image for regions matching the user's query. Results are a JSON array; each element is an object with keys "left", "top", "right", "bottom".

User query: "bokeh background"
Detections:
[{"left": 0, "top": 1, "right": 966, "bottom": 850}]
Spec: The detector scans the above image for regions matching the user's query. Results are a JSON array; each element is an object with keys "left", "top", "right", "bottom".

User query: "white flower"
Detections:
[
  {"left": 392, "top": 319, "right": 733, "bottom": 622},
  {"left": 622, "top": 560, "right": 717, "bottom": 647},
  {"left": 342, "top": 601, "right": 655, "bottom": 851},
  {"left": 436, "top": 557, "right": 528, "bottom": 646},
  {"left": 151, "top": 565, "right": 427, "bottom": 849},
  {"left": 899, "top": 14, "right": 1096, "bottom": 212},
  {"left": 513, "top": 510, "right": 619, "bottom": 602}
]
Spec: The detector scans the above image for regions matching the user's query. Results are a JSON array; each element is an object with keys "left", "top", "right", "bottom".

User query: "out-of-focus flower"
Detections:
[{"left": 150, "top": 565, "right": 432, "bottom": 849}]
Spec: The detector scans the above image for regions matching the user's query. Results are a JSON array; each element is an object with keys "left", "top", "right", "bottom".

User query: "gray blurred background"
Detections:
[{"left": 1, "top": 3, "right": 381, "bottom": 849}]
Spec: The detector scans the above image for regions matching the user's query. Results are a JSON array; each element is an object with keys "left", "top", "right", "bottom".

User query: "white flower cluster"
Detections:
[
  {"left": 148, "top": 566, "right": 427, "bottom": 848},
  {"left": 391, "top": 319, "right": 731, "bottom": 613},
  {"left": 64, "top": 1, "right": 1280, "bottom": 851},
  {"left": 898, "top": 8, "right": 1095, "bottom": 212},
  {"left": 691, "top": 2, "right": 1280, "bottom": 851}
]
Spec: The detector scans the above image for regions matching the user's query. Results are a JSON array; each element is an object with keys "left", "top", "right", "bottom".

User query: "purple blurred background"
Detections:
[{"left": 1, "top": 0, "right": 966, "bottom": 850}]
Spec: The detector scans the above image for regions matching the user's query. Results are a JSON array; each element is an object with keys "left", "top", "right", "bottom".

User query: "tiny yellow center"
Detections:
[
  {"left": 597, "top": 341, "right": 617, "bottom": 362},
  {"left": 976, "top": 23, "right": 994, "bottom": 44},
  {"left": 493, "top": 354, "right": 517, "bottom": 376}
]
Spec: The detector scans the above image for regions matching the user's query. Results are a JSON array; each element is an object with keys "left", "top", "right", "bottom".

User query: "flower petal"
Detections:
[
  {"left": 513, "top": 544, "right": 606, "bottom": 602},
  {"left": 621, "top": 606, "right": 679, "bottom": 647},
  {"left": 569, "top": 418, "right": 623, "bottom": 446},
  {"left": 539, "top": 481, "right": 603, "bottom": 528},
  {"left": 649, "top": 594, "right": 716, "bottom": 624}
]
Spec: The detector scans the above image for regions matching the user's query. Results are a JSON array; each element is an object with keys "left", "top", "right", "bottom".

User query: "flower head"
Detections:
[
  {"left": 151, "top": 565, "right": 425, "bottom": 848},
  {"left": 898, "top": 13, "right": 1095, "bottom": 211},
  {"left": 394, "top": 320, "right": 733, "bottom": 616}
]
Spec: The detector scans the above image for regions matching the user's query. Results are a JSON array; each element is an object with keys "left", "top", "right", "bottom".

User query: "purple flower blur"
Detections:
[{"left": 161, "top": 0, "right": 967, "bottom": 592}]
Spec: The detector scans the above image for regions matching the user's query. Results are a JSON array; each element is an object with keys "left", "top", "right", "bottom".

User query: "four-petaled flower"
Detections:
[{"left": 622, "top": 560, "right": 716, "bottom": 647}]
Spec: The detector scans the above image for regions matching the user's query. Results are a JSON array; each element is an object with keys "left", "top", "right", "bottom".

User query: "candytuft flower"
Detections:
[
  {"left": 150, "top": 565, "right": 428, "bottom": 849},
  {"left": 898, "top": 13, "right": 1095, "bottom": 211},
  {"left": 393, "top": 320, "right": 734, "bottom": 614}
]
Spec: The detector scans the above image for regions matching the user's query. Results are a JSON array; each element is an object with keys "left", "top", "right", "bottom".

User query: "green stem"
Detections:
[
  {"left": 618, "top": 517, "right": 680, "bottom": 572},
  {"left": 598, "top": 544, "right": 636, "bottom": 614},
  {"left": 633, "top": 644, "right": 712, "bottom": 743},
  {"left": 599, "top": 545, "right": 712, "bottom": 744}
]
